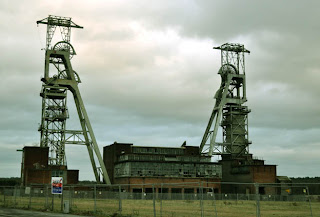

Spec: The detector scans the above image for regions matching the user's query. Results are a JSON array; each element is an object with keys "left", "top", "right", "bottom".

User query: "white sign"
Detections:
[{"left": 51, "top": 177, "right": 63, "bottom": 194}]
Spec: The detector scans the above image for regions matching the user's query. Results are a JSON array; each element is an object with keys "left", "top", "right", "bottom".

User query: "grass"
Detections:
[{"left": 0, "top": 194, "right": 319, "bottom": 217}]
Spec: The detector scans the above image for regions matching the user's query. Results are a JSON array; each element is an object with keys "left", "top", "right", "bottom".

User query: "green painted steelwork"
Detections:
[
  {"left": 37, "top": 15, "right": 111, "bottom": 184},
  {"left": 200, "top": 43, "right": 251, "bottom": 157}
]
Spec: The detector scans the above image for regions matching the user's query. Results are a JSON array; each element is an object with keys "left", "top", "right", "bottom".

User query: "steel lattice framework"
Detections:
[
  {"left": 200, "top": 43, "right": 251, "bottom": 157},
  {"left": 37, "top": 15, "right": 111, "bottom": 184}
]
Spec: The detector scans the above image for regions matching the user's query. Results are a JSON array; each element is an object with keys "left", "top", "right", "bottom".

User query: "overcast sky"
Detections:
[{"left": 1, "top": 0, "right": 320, "bottom": 180}]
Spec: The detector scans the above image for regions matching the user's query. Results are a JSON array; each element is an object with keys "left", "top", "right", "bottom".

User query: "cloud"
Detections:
[
  {"left": 0, "top": 0, "right": 319, "bottom": 179},
  {"left": 251, "top": 127, "right": 320, "bottom": 177}
]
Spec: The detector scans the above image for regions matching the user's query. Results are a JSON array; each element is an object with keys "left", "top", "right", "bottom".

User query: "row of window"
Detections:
[
  {"left": 118, "top": 154, "right": 211, "bottom": 163},
  {"left": 132, "top": 147, "right": 184, "bottom": 155},
  {"left": 114, "top": 162, "right": 222, "bottom": 178}
]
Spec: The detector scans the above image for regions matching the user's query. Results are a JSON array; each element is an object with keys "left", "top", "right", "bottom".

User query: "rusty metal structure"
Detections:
[
  {"left": 200, "top": 43, "right": 251, "bottom": 157},
  {"left": 37, "top": 15, "right": 111, "bottom": 184}
]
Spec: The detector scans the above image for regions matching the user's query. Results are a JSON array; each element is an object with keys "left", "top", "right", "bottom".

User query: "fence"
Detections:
[{"left": 0, "top": 182, "right": 319, "bottom": 217}]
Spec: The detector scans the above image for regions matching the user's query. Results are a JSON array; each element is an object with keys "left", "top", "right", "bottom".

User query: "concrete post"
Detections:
[
  {"left": 141, "top": 187, "right": 144, "bottom": 200},
  {"left": 236, "top": 193, "right": 238, "bottom": 204},
  {"left": 212, "top": 187, "right": 218, "bottom": 217},
  {"left": 69, "top": 186, "right": 72, "bottom": 211},
  {"left": 156, "top": 186, "right": 159, "bottom": 200},
  {"left": 306, "top": 187, "right": 313, "bottom": 217},
  {"left": 14, "top": 186, "right": 17, "bottom": 208},
  {"left": 94, "top": 185, "right": 97, "bottom": 214},
  {"left": 118, "top": 185, "right": 122, "bottom": 213},
  {"left": 52, "top": 193, "right": 54, "bottom": 211},
  {"left": 60, "top": 188, "right": 63, "bottom": 212},
  {"left": 199, "top": 182, "right": 201, "bottom": 208},
  {"left": 160, "top": 183, "right": 163, "bottom": 217},
  {"left": 200, "top": 182, "right": 204, "bottom": 217},
  {"left": 182, "top": 188, "right": 185, "bottom": 200},
  {"left": 153, "top": 184, "right": 156, "bottom": 217},
  {"left": 255, "top": 183, "right": 260, "bottom": 217},
  {"left": 45, "top": 185, "right": 48, "bottom": 210},
  {"left": 28, "top": 186, "right": 32, "bottom": 209},
  {"left": 3, "top": 187, "right": 6, "bottom": 207}
]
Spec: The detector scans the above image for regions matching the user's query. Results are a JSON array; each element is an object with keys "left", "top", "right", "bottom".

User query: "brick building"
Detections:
[
  {"left": 219, "top": 154, "right": 277, "bottom": 194},
  {"left": 103, "top": 142, "right": 222, "bottom": 194},
  {"left": 21, "top": 146, "right": 79, "bottom": 186}
]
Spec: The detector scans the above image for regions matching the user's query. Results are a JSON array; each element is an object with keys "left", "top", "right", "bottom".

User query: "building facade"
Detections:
[
  {"left": 103, "top": 142, "right": 222, "bottom": 193},
  {"left": 21, "top": 146, "right": 79, "bottom": 186},
  {"left": 219, "top": 154, "right": 277, "bottom": 194}
]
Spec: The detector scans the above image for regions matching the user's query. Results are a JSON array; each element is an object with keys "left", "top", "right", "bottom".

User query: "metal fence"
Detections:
[{"left": 0, "top": 182, "right": 319, "bottom": 217}]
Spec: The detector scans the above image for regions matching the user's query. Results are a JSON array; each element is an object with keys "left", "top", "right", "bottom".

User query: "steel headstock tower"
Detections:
[
  {"left": 200, "top": 43, "right": 251, "bottom": 158},
  {"left": 37, "top": 15, "right": 111, "bottom": 184}
]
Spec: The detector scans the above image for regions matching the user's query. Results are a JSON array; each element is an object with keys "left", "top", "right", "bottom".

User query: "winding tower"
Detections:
[
  {"left": 37, "top": 15, "right": 111, "bottom": 184},
  {"left": 199, "top": 44, "right": 277, "bottom": 194},
  {"left": 200, "top": 43, "right": 251, "bottom": 158}
]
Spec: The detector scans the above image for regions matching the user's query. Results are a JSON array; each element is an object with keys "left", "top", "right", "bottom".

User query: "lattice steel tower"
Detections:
[
  {"left": 37, "top": 15, "right": 111, "bottom": 184},
  {"left": 200, "top": 43, "right": 251, "bottom": 158}
]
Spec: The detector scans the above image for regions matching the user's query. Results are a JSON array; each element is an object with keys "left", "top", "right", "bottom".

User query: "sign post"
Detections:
[{"left": 51, "top": 177, "right": 63, "bottom": 194}]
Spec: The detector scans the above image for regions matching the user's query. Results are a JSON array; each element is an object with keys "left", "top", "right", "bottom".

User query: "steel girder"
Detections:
[
  {"left": 200, "top": 43, "right": 251, "bottom": 158},
  {"left": 37, "top": 16, "right": 110, "bottom": 184},
  {"left": 39, "top": 50, "right": 111, "bottom": 184}
]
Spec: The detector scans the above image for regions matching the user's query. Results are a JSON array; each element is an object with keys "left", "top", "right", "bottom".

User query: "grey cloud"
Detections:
[
  {"left": 1, "top": 0, "right": 320, "bottom": 179},
  {"left": 250, "top": 127, "right": 320, "bottom": 177},
  {"left": 135, "top": 1, "right": 320, "bottom": 41}
]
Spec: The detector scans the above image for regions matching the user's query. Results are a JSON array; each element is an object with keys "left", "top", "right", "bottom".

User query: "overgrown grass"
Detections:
[{"left": 0, "top": 195, "right": 319, "bottom": 217}]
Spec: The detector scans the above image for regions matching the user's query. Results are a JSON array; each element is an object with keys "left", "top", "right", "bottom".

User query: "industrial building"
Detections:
[
  {"left": 196, "top": 43, "right": 277, "bottom": 194},
  {"left": 20, "top": 16, "right": 279, "bottom": 195},
  {"left": 103, "top": 142, "right": 221, "bottom": 193},
  {"left": 33, "top": 15, "right": 110, "bottom": 185},
  {"left": 21, "top": 146, "right": 78, "bottom": 186},
  {"left": 219, "top": 154, "right": 276, "bottom": 194},
  {"left": 100, "top": 43, "right": 277, "bottom": 195}
]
